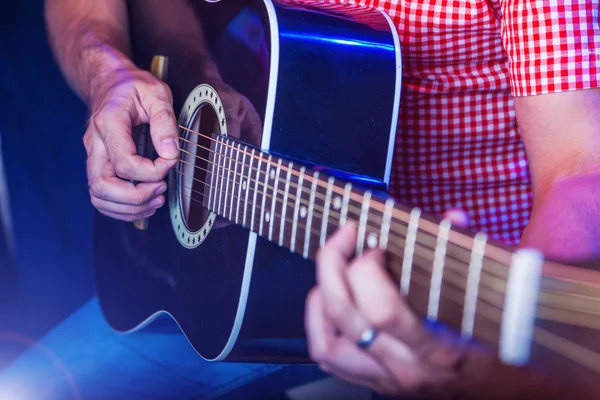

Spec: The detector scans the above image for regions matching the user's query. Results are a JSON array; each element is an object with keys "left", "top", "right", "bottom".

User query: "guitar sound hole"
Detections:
[{"left": 179, "top": 104, "right": 220, "bottom": 232}]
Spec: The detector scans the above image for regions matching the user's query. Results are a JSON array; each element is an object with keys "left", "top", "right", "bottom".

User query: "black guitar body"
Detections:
[{"left": 93, "top": 0, "right": 400, "bottom": 363}]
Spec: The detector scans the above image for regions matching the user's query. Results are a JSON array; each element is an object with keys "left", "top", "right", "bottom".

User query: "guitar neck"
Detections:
[{"left": 203, "top": 134, "right": 600, "bottom": 380}]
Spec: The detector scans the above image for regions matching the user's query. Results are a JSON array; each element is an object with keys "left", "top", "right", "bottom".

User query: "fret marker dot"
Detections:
[
  {"left": 300, "top": 206, "right": 307, "bottom": 218},
  {"left": 333, "top": 196, "right": 342, "bottom": 210},
  {"left": 269, "top": 169, "right": 275, "bottom": 180},
  {"left": 265, "top": 212, "right": 270, "bottom": 222},
  {"left": 367, "top": 232, "right": 378, "bottom": 249},
  {"left": 242, "top": 180, "right": 247, "bottom": 190}
]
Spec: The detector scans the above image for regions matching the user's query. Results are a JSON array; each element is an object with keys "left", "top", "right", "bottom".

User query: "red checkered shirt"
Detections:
[{"left": 279, "top": 0, "right": 600, "bottom": 245}]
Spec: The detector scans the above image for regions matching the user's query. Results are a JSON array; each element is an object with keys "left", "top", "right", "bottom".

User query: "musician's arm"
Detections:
[
  {"left": 44, "top": 0, "right": 221, "bottom": 106},
  {"left": 517, "top": 89, "right": 600, "bottom": 263},
  {"left": 44, "top": 0, "right": 135, "bottom": 105}
]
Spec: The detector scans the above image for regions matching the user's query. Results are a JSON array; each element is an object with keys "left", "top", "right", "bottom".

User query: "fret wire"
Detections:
[
  {"left": 356, "top": 191, "right": 372, "bottom": 256},
  {"left": 380, "top": 198, "right": 395, "bottom": 250},
  {"left": 212, "top": 138, "right": 220, "bottom": 212},
  {"left": 291, "top": 166, "right": 305, "bottom": 254},
  {"left": 244, "top": 147, "right": 254, "bottom": 228},
  {"left": 304, "top": 171, "right": 320, "bottom": 259},
  {"left": 280, "top": 162, "right": 294, "bottom": 246},
  {"left": 428, "top": 218, "right": 452, "bottom": 322},
  {"left": 225, "top": 139, "right": 234, "bottom": 220},
  {"left": 208, "top": 137, "right": 217, "bottom": 211},
  {"left": 217, "top": 138, "right": 226, "bottom": 215},
  {"left": 220, "top": 138, "right": 228, "bottom": 215},
  {"left": 260, "top": 155, "right": 272, "bottom": 237},
  {"left": 235, "top": 143, "right": 244, "bottom": 225},
  {"left": 269, "top": 158, "right": 282, "bottom": 241},
  {"left": 251, "top": 150, "right": 262, "bottom": 232},
  {"left": 462, "top": 231, "right": 488, "bottom": 339},
  {"left": 320, "top": 177, "right": 336, "bottom": 247},
  {"left": 340, "top": 182, "right": 352, "bottom": 225},
  {"left": 401, "top": 207, "right": 421, "bottom": 296}
]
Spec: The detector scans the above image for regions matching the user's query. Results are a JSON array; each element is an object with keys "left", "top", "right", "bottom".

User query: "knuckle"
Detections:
[
  {"left": 324, "top": 298, "right": 351, "bottom": 324},
  {"left": 152, "top": 108, "right": 175, "bottom": 125},
  {"left": 89, "top": 196, "right": 101, "bottom": 209},
  {"left": 114, "top": 159, "right": 132, "bottom": 179},
  {"left": 370, "top": 307, "right": 401, "bottom": 331},
  {"left": 146, "top": 80, "right": 171, "bottom": 102},
  {"left": 91, "top": 109, "right": 105, "bottom": 130},
  {"left": 131, "top": 195, "right": 148, "bottom": 207},
  {"left": 88, "top": 177, "right": 105, "bottom": 199}
]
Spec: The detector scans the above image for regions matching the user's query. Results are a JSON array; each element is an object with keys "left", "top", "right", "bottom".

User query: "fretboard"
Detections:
[
  {"left": 201, "top": 134, "right": 600, "bottom": 382},
  {"left": 204, "top": 135, "right": 414, "bottom": 260},
  {"left": 203, "top": 135, "right": 511, "bottom": 277}
]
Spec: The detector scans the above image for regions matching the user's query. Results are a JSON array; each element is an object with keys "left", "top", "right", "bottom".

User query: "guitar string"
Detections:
[
  {"left": 177, "top": 125, "right": 514, "bottom": 265},
  {"left": 175, "top": 156, "right": 512, "bottom": 289},
  {"left": 176, "top": 172, "right": 600, "bottom": 323},
  {"left": 176, "top": 152, "right": 510, "bottom": 280},
  {"left": 180, "top": 187, "right": 600, "bottom": 363},
  {"left": 176, "top": 136, "right": 600, "bottom": 294},
  {"left": 176, "top": 163, "right": 512, "bottom": 299},
  {"left": 172, "top": 141, "right": 600, "bottom": 296},
  {"left": 176, "top": 134, "right": 512, "bottom": 279},
  {"left": 176, "top": 180, "right": 600, "bottom": 369}
]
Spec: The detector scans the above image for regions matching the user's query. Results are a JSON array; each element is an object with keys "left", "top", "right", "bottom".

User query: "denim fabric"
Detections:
[{"left": 0, "top": 298, "right": 325, "bottom": 400}]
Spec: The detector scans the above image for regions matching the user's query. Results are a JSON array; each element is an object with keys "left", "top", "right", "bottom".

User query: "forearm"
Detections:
[
  {"left": 44, "top": 0, "right": 135, "bottom": 105},
  {"left": 521, "top": 172, "right": 600, "bottom": 263},
  {"left": 515, "top": 89, "right": 600, "bottom": 263}
]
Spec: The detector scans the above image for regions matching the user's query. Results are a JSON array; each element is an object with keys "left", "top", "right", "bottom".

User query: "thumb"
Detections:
[{"left": 145, "top": 93, "right": 180, "bottom": 160}]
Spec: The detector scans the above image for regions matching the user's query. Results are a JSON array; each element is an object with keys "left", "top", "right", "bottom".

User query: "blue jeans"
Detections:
[{"left": 0, "top": 297, "right": 324, "bottom": 400}]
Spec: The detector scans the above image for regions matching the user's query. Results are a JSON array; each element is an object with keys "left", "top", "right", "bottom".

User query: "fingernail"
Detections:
[
  {"left": 155, "top": 184, "right": 167, "bottom": 196},
  {"left": 150, "top": 197, "right": 164, "bottom": 208},
  {"left": 161, "top": 138, "right": 179, "bottom": 156}
]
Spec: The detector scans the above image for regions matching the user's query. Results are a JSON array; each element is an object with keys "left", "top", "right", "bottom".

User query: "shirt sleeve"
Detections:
[{"left": 499, "top": 0, "right": 600, "bottom": 96}]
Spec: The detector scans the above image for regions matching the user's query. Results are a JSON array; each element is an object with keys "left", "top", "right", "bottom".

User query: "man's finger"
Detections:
[
  {"left": 144, "top": 87, "right": 180, "bottom": 160},
  {"left": 91, "top": 194, "right": 165, "bottom": 216},
  {"left": 98, "top": 208, "right": 157, "bottom": 222},
  {"left": 346, "top": 249, "right": 423, "bottom": 345},
  {"left": 305, "top": 288, "right": 391, "bottom": 388},
  {"left": 316, "top": 224, "right": 378, "bottom": 344},
  {"left": 94, "top": 104, "right": 175, "bottom": 182},
  {"left": 89, "top": 174, "right": 166, "bottom": 206},
  {"left": 305, "top": 288, "right": 336, "bottom": 364}
]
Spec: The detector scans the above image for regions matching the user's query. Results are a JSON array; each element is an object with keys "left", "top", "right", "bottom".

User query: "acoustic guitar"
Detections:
[{"left": 92, "top": 0, "right": 600, "bottom": 396}]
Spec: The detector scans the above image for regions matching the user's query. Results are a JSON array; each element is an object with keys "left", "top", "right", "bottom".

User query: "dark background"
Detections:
[{"left": 0, "top": 0, "right": 94, "bottom": 368}]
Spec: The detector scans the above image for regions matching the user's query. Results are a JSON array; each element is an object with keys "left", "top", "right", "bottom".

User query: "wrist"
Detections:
[{"left": 83, "top": 45, "right": 137, "bottom": 108}]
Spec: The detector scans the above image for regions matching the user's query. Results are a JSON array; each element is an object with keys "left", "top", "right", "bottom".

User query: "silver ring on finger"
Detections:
[{"left": 357, "top": 327, "right": 378, "bottom": 350}]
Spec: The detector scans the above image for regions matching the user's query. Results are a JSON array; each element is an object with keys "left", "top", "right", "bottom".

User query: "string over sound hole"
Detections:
[
  {"left": 180, "top": 105, "right": 219, "bottom": 232},
  {"left": 169, "top": 84, "right": 227, "bottom": 249}
]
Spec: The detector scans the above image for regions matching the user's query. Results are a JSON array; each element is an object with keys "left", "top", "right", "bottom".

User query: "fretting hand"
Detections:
[
  {"left": 306, "top": 210, "right": 565, "bottom": 399},
  {"left": 306, "top": 212, "right": 470, "bottom": 397}
]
